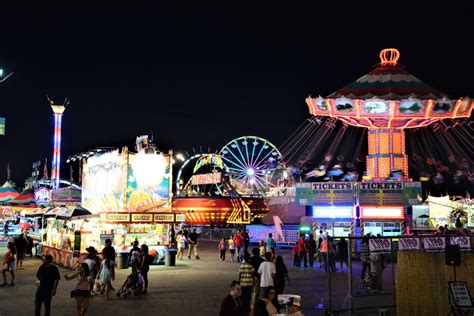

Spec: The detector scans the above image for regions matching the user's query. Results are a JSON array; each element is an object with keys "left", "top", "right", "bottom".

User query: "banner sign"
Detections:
[
  {"left": 191, "top": 173, "right": 222, "bottom": 185},
  {"left": 358, "top": 182, "right": 422, "bottom": 206},
  {"left": 449, "top": 282, "right": 473, "bottom": 307},
  {"left": 73, "top": 231, "right": 81, "bottom": 257},
  {"left": 99, "top": 213, "right": 130, "bottom": 222},
  {"left": 131, "top": 214, "right": 153, "bottom": 223},
  {"left": 153, "top": 214, "right": 174, "bottom": 223},
  {"left": 468, "top": 204, "right": 474, "bottom": 228},
  {"left": 369, "top": 238, "right": 392, "bottom": 252},
  {"left": 35, "top": 188, "right": 51, "bottom": 206},
  {"left": 0, "top": 117, "right": 5, "bottom": 135},
  {"left": 423, "top": 236, "right": 445, "bottom": 250},
  {"left": 450, "top": 237, "right": 471, "bottom": 250},
  {"left": 398, "top": 238, "right": 420, "bottom": 250},
  {"left": 296, "top": 182, "right": 355, "bottom": 206}
]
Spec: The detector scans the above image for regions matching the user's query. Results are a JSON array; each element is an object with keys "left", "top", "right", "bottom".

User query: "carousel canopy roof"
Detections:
[
  {"left": 10, "top": 189, "right": 35, "bottom": 205},
  {"left": 327, "top": 48, "right": 446, "bottom": 100},
  {"left": 0, "top": 181, "right": 20, "bottom": 203}
]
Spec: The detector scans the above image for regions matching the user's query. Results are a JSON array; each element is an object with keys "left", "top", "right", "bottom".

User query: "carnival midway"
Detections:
[{"left": 1, "top": 49, "right": 473, "bottom": 316}]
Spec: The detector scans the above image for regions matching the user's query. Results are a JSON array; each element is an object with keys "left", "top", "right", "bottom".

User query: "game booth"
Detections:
[
  {"left": 296, "top": 182, "right": 356, "bottom": 238},
  {"left": 358, "top": 182, "right": 422, "bottom": 236}
]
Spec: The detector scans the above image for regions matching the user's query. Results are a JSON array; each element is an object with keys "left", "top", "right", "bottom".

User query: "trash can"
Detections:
[
  {"left": 165, "top": 249, "right": 177, "bottom": 266},
  {"left": 116, "top": 252, "right": 129, "bottom": 269}
]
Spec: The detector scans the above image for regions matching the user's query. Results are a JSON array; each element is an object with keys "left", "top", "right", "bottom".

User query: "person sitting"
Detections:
[{"left": 116, "top": 265, "right": 143, "bottom": 297}]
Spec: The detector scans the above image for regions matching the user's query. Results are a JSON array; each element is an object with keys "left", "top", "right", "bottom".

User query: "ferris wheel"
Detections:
[{"left": 219, "top": 136, "right": 283, "bottom": 194}]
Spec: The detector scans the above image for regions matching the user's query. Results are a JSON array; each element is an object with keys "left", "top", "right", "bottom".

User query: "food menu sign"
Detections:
[
  {"left": 296, "top": 182, "right": 355, "bottom": 206},
  {"left": 358, "top": 182, "right": 422, "bottom": 206}
]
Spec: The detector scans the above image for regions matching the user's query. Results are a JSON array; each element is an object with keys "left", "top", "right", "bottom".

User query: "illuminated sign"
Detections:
[
  {"left": 296, "top": 182, "right": 355, "bottom": 206},
  {"left": 99, "top": 213, "right": 130, "bottom": 222},
  {"left": 153, "top": 214, "right": 174, "bottom": 222},
  {"left": 193, "top": 154, "right": 224, "bottom": 173},
  {"left": 175, "top": 214, "right": 185, "bottom": 222},
  {"left": 358, "top": 182, "right": 422, "bottom": 206},
  {"left": 35, "top": 187, "right": 51, "bottom": 206},
  {"left": 191, "top": 173, "right": 222, "bottom": 185},
  {"left": 131, "top": 214, "right": 153, "bottom": 222},
  {"left": 360, "top": 207, "right": 404, "bottom": 219},
  {"left": 311, "top": 206, "right": 353, "bottom": 219}
]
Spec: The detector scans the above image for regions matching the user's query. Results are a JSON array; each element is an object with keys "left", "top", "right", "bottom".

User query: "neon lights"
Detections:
[
  {"left": 379, "top": 48, "right": 400, "bottom": 66},
  {"left": 312, "top": 206, "right": 354, "bottom": 219},
  {"left": 360, "top": 207, "right": 404, "bottom": 219}
]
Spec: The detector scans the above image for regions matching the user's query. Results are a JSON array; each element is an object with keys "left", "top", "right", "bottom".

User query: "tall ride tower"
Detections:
[{"left": 48, "top": 96, "right": 69, "bottom": 189}]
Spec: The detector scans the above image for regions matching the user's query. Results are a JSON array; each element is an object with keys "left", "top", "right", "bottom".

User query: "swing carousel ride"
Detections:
[
  {"left": 304, "top": 48, "right": 473, "bottom": 180},
  {"left": 172, "top": 136, "right": 283, "bottom": 225}
]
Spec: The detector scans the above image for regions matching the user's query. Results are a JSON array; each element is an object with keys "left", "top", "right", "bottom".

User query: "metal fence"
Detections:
[{"left": 324, "top": 235, "right": 473, "bottom": 315}]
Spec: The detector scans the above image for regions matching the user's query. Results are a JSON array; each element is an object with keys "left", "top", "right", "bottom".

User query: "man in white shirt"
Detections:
[{"left": 257, "top": 252, "right": 276, "bottom": 299}]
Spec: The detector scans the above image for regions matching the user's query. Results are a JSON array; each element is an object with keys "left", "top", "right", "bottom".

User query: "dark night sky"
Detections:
[{"left": 1, "top": 2, "right": 473, "bottom": 185}]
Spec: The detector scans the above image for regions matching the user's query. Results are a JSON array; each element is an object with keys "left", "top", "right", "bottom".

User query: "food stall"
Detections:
[
  {"left": 296, "top": 182, "right": 356, "bottom": 238},
  {"left": 358, "top": 182, "right": 421, "bottom": 236}
]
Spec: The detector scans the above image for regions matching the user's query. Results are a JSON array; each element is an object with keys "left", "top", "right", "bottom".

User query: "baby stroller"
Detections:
[{"left": 116, "top": 267, "right": 144, "bottom": 297}]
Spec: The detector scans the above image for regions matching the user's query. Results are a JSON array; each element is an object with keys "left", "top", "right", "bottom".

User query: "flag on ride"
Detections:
[{"left": 0, "top": 117, "right": 5, "bottom": 135}]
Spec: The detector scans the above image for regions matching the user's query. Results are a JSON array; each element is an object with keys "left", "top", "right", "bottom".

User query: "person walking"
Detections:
[
  {"left": 254, "top": 286, "right": 279, "bottom": 316},
  {"left": 1, "top": 241, "right": 16, "bottom": 286},
  {"left": 218, "top": 237, "right": 227, "bottom": 262},
  {"left": 305, "top": 234, "right": 316, "bottom": 268},
  {"left": 100, "top": 239, "right": 116, "bottom": 262},
  {"left": 258, "top": 240, "right": 266, "bottom": 257},
  {"left": 292, "top": 242, "right": 300, "bottom": 267},
  {"left": 219, "top": 280, "right": 243, "bottom": 316},
  {"left": 233, "top": 230, "right": 244, "bottom": 262},
  {"left": 266, "top": 233, "right": 276, "bottom": 251},
  {"left": 65, "top": 263, "right": 92, "bottom": 316},
  {"left": 176, "top": 231, "right": 186, "bottom": 260},
  {"left": 239, "top": 253, "right": 255, "bottom": 313},
  {"left": 297, "top": 234, "right": 308, "bottom": 268},
  {"left": 249, "top": 247, "right": 265, "bottom": 309},
  {"left": 139, "top": 244, "right": 153, "bottom": 294},
  {"left": 359, "top": 236, "right": 371, "bottom": 288},
  {"left": 274, "top": 255, "right": 290, "bottom": 294},
  {"left": 243, "top": 229, "right": 250, "bottom": 254},
  {"left": 34, "top": 254, "right": 60, "bottom": 316},
  {"left": 257, "top": 252, "right": 276, "bottom": 299},
  {"left": 97, "top": 256, "right": 115, "bottom": 300},
  {"left": 84, "top": 247, "right": 98, "bottom": 294},
  {"left": 228, "top": 235, "right": 236, "bottom": 262},
  {"left": 14, "top": 233, "right": 28, "bottom": 269},
  {"left": 336, "top": 237, "right": 349, "bottom": 272},
  {"left": 187, "top": 228, "right": 200, "bottom": 260}
]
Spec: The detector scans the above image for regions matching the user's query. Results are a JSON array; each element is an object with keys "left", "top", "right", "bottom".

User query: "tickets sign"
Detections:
[
  {"left": 296, "top": 182, "right": 355, "bottom": 206},
  {"left": 358, "top": 182, "right": 422, "bottom": 206},
  {"left": 369, "top": 238, "right": 392, "bottom": 252},
  {"left": 450, "top": 237, "right": 471, "bottom": 250},
  {"left": 423, "top": 237, "right": 445, "bottom": 250},
  {"left": 398, "top": 238, "right": 420, "bottom": 250}
]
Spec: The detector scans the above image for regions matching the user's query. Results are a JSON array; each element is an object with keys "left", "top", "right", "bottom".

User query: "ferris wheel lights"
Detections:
[
  {"left": 175, "top": 153, "right": 186, "bottom": 162},
  {"left": 246, "top": 168, "right": 255, "bottom": 176}
]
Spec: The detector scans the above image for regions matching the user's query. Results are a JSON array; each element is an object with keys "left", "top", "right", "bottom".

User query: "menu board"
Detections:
[{"left": 296, "top": 182, "right": 355, "bottom": 206}]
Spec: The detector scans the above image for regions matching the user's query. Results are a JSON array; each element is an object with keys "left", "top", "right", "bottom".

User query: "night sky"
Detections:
[{"left": 1, "top": 3, "right": 473, "bottom": 185}]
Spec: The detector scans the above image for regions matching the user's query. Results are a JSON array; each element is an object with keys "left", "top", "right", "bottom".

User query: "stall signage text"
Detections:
[
  {"left": 296, "top": 182, "right": 355, "bottom": 206},
  {"left": 100, "top": 213, "right": 130, "bottom": 222},
  {"left": 398, "top": 238, "right": 420, "bottom": 250},
  {"left": 131, "top": 214, "right": 153, "bottom": 222},
  {"left": 423, "top": 237, "right": 445, "bottom": 250},
  {"left": 369, "top": 239, "right": 392, "bottom": 252},
  {"left": 450, "top": 237, "right": 471, "bottom": 249},
  {"left": 360, "top": 183, "right": 403, "bottom": 190},
  {"left": 191, "top": 173, "right": 222, "bottom": 185},
  {"left": 449, "top": 282, "right": 473, "bottom": 307},
  {"left": 154, "top": 214, "right": 174, "bottom": 222},
  {"left": 175, "top": 214, "right": 185, "bottom": 222}
]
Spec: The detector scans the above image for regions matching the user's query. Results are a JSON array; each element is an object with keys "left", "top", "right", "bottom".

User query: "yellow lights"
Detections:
[
  {"left": 51, "top": 105, "right": 66, "bottom": 114},
  {"left": 379, "top": 48, "right": 400, "bottom": 66}
]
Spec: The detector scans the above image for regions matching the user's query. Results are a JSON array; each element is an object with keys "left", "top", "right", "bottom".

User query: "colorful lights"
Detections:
[
  {"left": 312, "top": 206, "right": 354, "bottom": 219},
  {"left": 379, "top": 48, "right": 400, "bottom": 66},
  {"left": 360, "top": 206, "right": 404, "bottom": 219},
  {"left": 48, "top": 97, "right": 68, "bottom": 190}
]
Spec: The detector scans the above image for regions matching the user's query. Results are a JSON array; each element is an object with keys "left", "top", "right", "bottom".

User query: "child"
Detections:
[
  {"left": 258, "top": 240, "right": 266, "bottom": 257},
  {"left": 218, "top": 237, "right": 226, "bottom": 262},
  {"left": 292, "top": 242, "right": 300, "bottom": 267},
  {"left": 1, "top": 242, "right": 17, "bottom": 286},
  {"left": 228, "top": 235, "right": 236, "bottom": 262}
]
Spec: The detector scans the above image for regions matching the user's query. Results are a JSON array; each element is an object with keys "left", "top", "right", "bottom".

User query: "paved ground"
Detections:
[{"left": 0, "top": 241, "right": 396, "bottom": 316}]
